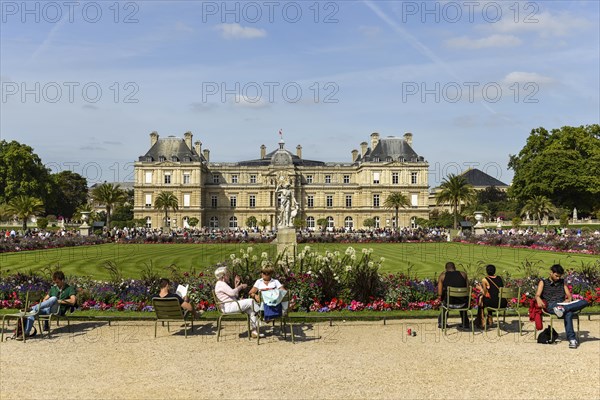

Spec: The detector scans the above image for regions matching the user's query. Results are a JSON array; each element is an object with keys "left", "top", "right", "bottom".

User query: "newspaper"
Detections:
[{"left": 176, "top": 284, "right": 188, "bottom": 298}]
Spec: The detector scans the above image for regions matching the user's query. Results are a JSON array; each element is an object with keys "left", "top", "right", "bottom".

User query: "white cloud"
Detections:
[
  {"left": 486, "top": 11, "right": 591, "bottom": 38},
  {"left": 231, "top": 94, "right": 269, "bottom": 108},
  {"left": 358, "top": 25, "right": 381, "bottom": 38},
  {"left": 502, "top": 72, "right": 555, "bottom": 85},
  {"left": 215, "top": 23, "right": 267, "bottom": 40},
  {"left": 174, "top": 22, "right": 194, "bottom": 34},
  {"left": 445, "top": 34, "right": 522, "bottom": 49}
]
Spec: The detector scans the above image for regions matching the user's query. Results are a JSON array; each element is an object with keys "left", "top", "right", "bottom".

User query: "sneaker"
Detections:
[
  {"left": 553, "top": 306, "right": 565, "bottom": 318},
  {"left": 569, "top": 340, "right": 579, "bottom": 349},
  {"left": 251, "top": 330, "right": 265, "bottom": 338}
]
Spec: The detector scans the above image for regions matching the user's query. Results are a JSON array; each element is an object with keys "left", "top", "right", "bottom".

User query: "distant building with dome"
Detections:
[{"left": 133, "top": 131, "right": 429, "bottom": 230}]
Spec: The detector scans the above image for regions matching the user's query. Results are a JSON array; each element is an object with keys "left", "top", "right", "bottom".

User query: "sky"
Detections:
[{"left": 1, "top": 0, "right": 599, "bottom": 187}]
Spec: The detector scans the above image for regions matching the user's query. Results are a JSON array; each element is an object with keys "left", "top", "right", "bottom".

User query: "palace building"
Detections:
[{"left": 133, "top": 131, "right": 429, "bottom": 230}]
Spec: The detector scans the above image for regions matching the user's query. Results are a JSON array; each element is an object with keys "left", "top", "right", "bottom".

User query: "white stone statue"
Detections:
[{"left": 276, "top": 182, "right": 298, "bottom": 228}]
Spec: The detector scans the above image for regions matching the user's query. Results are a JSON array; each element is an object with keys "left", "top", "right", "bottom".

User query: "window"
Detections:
[
  {"left": 230, "top": 195, "right": 237, "bottom": 208},
  {"left": 164, "top": 172, "right": 171, "bottom": 184},
  {"left": 374, "top": 216, "right": 380, "bottom": 228},
  {"left": 145, "top": 217, "right": 152, "bottom": 228},
  {"left": 250, "top": 174, "right": 257, "bottom": 184},
  {"left": 344, "top": 217, "right": 353, "bottom": 230},
  {"left": 345, "top": 195, "right": 352, "bottom": 208},
  {"left": 145, "top": 194, "right": 152, "bottom": 208},
  {"left": 326, "top": 195, "right": 333, "bottom": 207},
  {"left": 392, "top": 172, "right": 399, "bottom": 185},
  {"left": 211, "top": 195, "right": 218, "bottom": 208},
  {"left": 183, "top": 173, "right": 190, "bottom": 184},
  {"left": 229, "top": 216, "right": 238, "bottom": 229},
  {"left": 306, "top": 216, "right": 315, "bottom": 229},
  {"left": 159, "top": 156, "right": 166, "bottom": 162},
  {"left": 343, "top": 175, "right": 350, "bottom": 184},
  {"left": 249, "top": 195, "right": 256, "bottom": 208},
  {"left": 183, "top": 194, "right": 190, "bottom": 208},
  {"left": 373, "top": 194, "right": 380, "bottom": 208},
  {"left": 325, "top": 175, "right": 331, "bottom": 184},
  {"left": 411, "top": 193, "right": 419, "bottom": 207},
  {"left": 307, "top": 195, "right": 314, "bottom": 208},
  {"left": 373, "top": 172, "right": 380, "bottom": 184},
  {"left": 411, "top": 172, "right": 418, "bottom": 184},
  {"left": 306, "top": 175, "right": 313, "bottom": 184},
  {"left": 209, "top": 216, "right": 219, "bottom": 228},
  {"left": 373, "top": 157, "right": 379, "bottom": 162},
  {"left": 231, "top": 175, "right": 238, "bottom": 184},
  {"left": 327, "top": 216, "right": 334, "bottom": 228},
  {"left": 144, "top": 172, "right": 152, "bottom": 184},
  {"left": 212, "top": 174, "right": 220, "bottom": 184}
]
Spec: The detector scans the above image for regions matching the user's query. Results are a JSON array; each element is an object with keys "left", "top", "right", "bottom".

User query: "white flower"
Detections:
[
  {"left": 368, "top": 261, "right": 374, "bottom": 267},
  {"left": 362, "top": 248, "right": 369, "bottom": 254},
  {"left": 350, "top": 254, "right": 356, "bottom": 260},
  {"left": 252, "top": 255, "right": 258, "bottom": 262},
  {"left": 261, "top": 252, "right": 268, "bottom": 259},
  {"left": 368, "top": 248, "right": 373, "bottom": 254},
  {"left": 247, "top": 246, "right": 253, "bottom": 253},
  {"left": 345, "top": 265, "right": 352, "bottom": 272},
  {"left": 307, "top": 270, "right": 312, "bottom": 275},
  {"left": 304, "top": 246, "right": 311, "bottom": 252},
  {"left": 380, "top": 257, "right": 385, "bottom": 262},
  {"left": 243, "top": 253, "right": 249, "bottom": 258},
  {"left": 345, "top": 247, "right": 355, "bottom": 255},
  {"left": 230, "top": 254, "right": 236, "bottom": 260}
]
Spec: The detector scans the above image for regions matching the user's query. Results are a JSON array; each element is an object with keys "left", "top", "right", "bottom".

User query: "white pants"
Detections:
[{"left": 222, "top": 299, "right": 259, "bottom": 330}]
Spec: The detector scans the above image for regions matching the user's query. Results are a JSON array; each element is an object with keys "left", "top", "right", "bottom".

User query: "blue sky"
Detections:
[{"left": 1, "top": 0, "right": 599, "bottom": 186}]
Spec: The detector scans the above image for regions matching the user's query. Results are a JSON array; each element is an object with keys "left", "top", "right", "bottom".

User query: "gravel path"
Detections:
[{"left": 1, "top": 317, "right": 599, "bottom": 399}]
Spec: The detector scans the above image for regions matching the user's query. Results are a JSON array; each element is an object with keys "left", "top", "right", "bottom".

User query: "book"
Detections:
[
  {"left": 176, "top": 284, "right": 189, "bottom": 298},
  {"left": 557, "top": 300, "right": 581, "bottom": 306}
]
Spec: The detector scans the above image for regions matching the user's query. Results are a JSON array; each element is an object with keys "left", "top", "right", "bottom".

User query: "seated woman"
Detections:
[
  {"left": 154, "top": 278, "right": 197, "bottom": 317},
  {"left": 248, "top": 266, "right": 285, "bottom": 302},
  {"left": 214, "top": 266, "right": 261, "bottom": 338},
  {"left": 476, "top": 264, "right": 507, "bottom": 328}
]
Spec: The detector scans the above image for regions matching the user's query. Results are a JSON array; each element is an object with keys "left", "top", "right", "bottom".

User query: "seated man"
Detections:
[
  {"left": 437, "top": 261, "right": 469, "bottom": 329},
  {"left": 535, "top": 264, "right": 589, "bottom": 349},
  {"left": 24, "top": 270, "right": 76, "bottom": 338},
  {"left": 154, "top": 278, "right": 197, "bottom": 317}
]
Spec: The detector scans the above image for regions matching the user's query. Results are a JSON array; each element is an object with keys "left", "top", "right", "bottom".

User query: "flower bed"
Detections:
[
  {"left": 456, "top": 233, "right": 600, "bottom": 254},
  {"left": 1, "top": 246, "right": 599, "bottom": 312}
]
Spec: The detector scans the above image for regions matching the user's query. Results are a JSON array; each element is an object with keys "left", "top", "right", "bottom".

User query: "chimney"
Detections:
[
  {"left": 351, "top": 149, "right": 358, "bottom": 162},
  {"left": 360, "top": 141, "right": 368, "bottom": 157},
  {"left": 184, "top": 131, "right": 193, "bottom": 149},
  {"left": 404, "top": 132, "right": 413, "bottom": 146},
  {"left": 296, "top": 145, "right": 302, "bottom": 159},
  {"left": 370, "top": 132, "right": 380, "bottom": 150},
  {"left": 150, "top": 131, "right": 159, "bottom": 146},
  {"left": 260, "top": 144, "right": 266, "bottom": 159},
  {"left": 203, "top": 149, "right": 210, "bottom": 162},
  {"left": 194, "top": 141, "right": 202, "bottom": 155}
]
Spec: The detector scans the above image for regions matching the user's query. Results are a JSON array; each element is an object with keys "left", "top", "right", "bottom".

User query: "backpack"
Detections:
[{"left": 537, "top": 325, "right": 559, "bottom": 344}]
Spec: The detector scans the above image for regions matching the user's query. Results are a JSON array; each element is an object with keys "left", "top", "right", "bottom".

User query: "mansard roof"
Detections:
[
  {"left": 139, "top": 136, "right": 204, "bottom": 162},
  {"left": 237, "top": 148, "right": 325, "bottom": 167},
  {"left": 460, "top": 168, "right": 508, "bottom": 187},
  {"left": 357, "top": 137, "right": 424, "bottom": 163}
]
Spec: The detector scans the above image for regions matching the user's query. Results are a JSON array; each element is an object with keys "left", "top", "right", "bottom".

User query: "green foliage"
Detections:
[
  {"left": 47, "top": 171, "right": 88, "bottom": 219},
  {"left": 363, "top": 218, "right": 375, "bottom": 228},
  {"left": 188, "top": 217, "right": 199, "bottom": 227},
  {"left": 258, "top": 218, "right": 269, "bottom": 231},
  {"left": 435, "top": 174, "right": 476, "bottom": 229},
  {"left": 426, "top": 210, "right": 453, "bottom": 228},
  {"left": 154, "top": 191, "right": 179, "bottom": 228},
  {"left": 317, "top": 218, "right": 327, "bottom": 229},
  {"left": 36, "top": 217, "right": 48, "bottom": 229},
  {"left": 521, "top": 195, "right": 555, "bottom": 226},
  {"left": 91, "top": 183, "right": 126, "bottom": 227},
  {"left": 559, "top": 214, "right": 569, "bottom": 227},
  {"left": 111, "top": 203, "right": 134, "bottom": 223},
  {"left": 508, "top": 125, "right": 600, "bottom": 215},
  {"left": 511, "top": 217, "right": 522, "bottom": 228},
  {"left": 246, "top": 216, "right": 257, "bottom": 228},
  {"left": 6, "top": 195, "right": 44, "bottom": 230},
  {"left": 383, "top": 193, "right": 410, "bottom": 229},
  {"left": 293, "top": 216, "right": 306, "bottom": 229}
]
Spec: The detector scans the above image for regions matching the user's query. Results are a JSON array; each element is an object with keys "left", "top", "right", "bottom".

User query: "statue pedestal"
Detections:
[
  {"left": 79, "top": 224, "right": 92, "bottom": 236},
  {"left": 274, "top": 227, "right": 297, "bottom": 258}
]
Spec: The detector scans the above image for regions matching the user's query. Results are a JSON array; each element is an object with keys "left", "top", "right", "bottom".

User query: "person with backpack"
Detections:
[
  {"left": 22, "top": 270, "right": 76, "bottom": 339},
  {"left": 535, "top": 264, "right": 589, "bottom": 349},
  {"left": 475, "top": 264, "right": 506, "bottom": 329}
]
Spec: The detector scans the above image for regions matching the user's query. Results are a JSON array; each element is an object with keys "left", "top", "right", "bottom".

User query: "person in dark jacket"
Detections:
[{"left": 437, "top": 261, "right": 469, "bottom": 329}]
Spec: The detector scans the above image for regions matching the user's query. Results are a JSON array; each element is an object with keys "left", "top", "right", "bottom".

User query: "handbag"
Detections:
[{"left": 537, "top": 325, "right": 559, "bottom": 344}]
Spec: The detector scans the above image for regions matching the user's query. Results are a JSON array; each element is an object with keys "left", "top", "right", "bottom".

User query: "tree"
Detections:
[
  {"left": 521, "top": 195, "right": 555, "bottom": 226},
  {"left": 258, "top": 218, "right": 269, "bottom": 232},
  {"left": 0, "top": 140, "right": 53, "bottom": 204},
  {"left": 317, "top": 218, "right": 327, "bottom": 230},
  {"left": 188, "top": 217, "right": 199, "bottom": 227},
  {"left": 47, "top": 171, "right": 89, "bottom": 219},
  {"left": 435, "top": 174, "right": 476, "bottom": 229},
  {"left": 383, "top": 193, "right": 410, "bottom": 230},
  {"left": 246, "top": 216, "right": 257, "bottom": 228},
  {"left": 508, "top": 125, "right": 600, "bottom": 215},
  {"left": 363, "top": 218, "right": 375, "bottom": 229},
  {"left": 154, "top": 191, "right": 179, "bottom": 228},
  {"left": 6, "top": 195, "right": 44, "bottom": 230},
  {"left": 91, "top": 183, "right": 126, "bottom": 227}
]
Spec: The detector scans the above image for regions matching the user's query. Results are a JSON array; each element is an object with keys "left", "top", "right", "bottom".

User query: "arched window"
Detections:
[
  {"left": 145, "top": 217, "right": 152, "bottom": 228},
  {"left": 374, "top": 216, "right": 380, "bottom": 228},
  {"left": 326, "top": 216, "right": 334, "bottom": 228},
  {"left": 344, "top": 216, "right": 353, "bottom": 230},
  {"left": 209, "top": 216, "right": 219, "bottom": 228},
  {"left": 306, "top": 216, "right": 315, "bottom": 229},
  {"left": 229, "top": 216, "right": 238, "bottom": 229}
]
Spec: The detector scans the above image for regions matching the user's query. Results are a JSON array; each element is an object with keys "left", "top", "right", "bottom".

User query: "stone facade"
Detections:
[{"left": 134, "top": 132, "right": 429, "bottom": 230}]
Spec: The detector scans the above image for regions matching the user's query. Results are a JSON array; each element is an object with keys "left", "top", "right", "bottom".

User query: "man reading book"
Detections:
[
  {"left": 535, "top": 264, "right": 588, "bottom": 349},
  {"left": 155, "top": 278, "right": 197, "bottom": 317}
]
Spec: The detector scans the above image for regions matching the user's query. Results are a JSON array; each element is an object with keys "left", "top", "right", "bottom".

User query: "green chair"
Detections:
[
  {"left": 535, "top": 308, "right": 580, "bottom": 342},
  {"left": 484, "top": 287, "right": 522, "bottom": 336},
  {"left": 257, "top": 290, "right": 295, "bottom": 344},
  {"left": 441, "top": 286, "right": 474, "bottom": 336},
  {"left": 1, "top": 292, "right": 43, "bottom": 343},
  {"left": 212, "top": 291, "right": 252, "bottom": 342},
  {"left": 152, "top": 297, "right": 194, "bottom": 338},
  {"left": 37, "top": 302, "right": 74, "bottom": 339}
]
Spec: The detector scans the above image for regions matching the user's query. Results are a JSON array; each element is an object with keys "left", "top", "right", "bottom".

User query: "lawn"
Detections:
[{"left": 1, "top": 242, "right": 597, "bottom": 280}]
